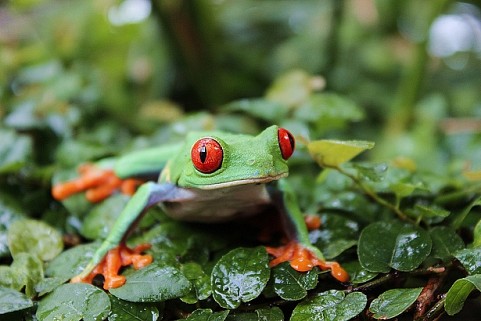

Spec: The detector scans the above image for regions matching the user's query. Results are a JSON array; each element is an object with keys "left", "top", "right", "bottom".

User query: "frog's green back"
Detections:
[{"left": 160, "top": 125, "right": 289, "bottom": 189}]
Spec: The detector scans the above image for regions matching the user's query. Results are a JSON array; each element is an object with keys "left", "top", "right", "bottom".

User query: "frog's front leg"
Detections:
[
  {"left": 52, "top": 144, "right": 180, "bottom": 203},
  {"left": 266, "top": 180, "right": 349, "bottom": 282},
  {"left": 71, "top": 182, "right": 182, "bottom": 289}
]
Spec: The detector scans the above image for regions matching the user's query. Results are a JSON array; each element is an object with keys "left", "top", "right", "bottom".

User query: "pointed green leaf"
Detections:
[
  {"left": 369, "top": 288, "right": 423, "bottom": 319},
  {"left": 108, "top": 295, "right": 160, "bottom": 321},
  {"left": 342, "top": 261, "right": 378, "bottom": 284},
  {"left": 308, "top": 140, "right": 375, "bottom": 168},
  {"left": 36, "top": 283, "right": 110, "bottom": 321},
  {"left": 211, "top": 247, "right": 270, "bottom": 309},
  {"left": 445, "top": 274, "right": 481, "bottom": 315},
  {"left": 358, "top": 221, "right": 432, "bottom": 273},
  {"left": 290, "top": 290, "right": 367, "bottom": 321},
  {"left": 7, "top": 219, "right": 63, "bottom": 261},
  {"left": 110, "top": 263, "right": 191, "bottom": 302}
]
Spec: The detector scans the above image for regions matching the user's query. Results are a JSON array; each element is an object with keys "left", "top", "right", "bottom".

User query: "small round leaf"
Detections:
[
  {"left": 109, "top": 263, "right": 191, "bottom": 302},
  {"left": 36, "top": 283, "right": 110, "bottom": 321},
  {"left": 290, "top": 290, "right": 367, "bottom": 321},
  {"left": 308, "top": 140, "right": 375, "bottom": 168},
  {"left": 211, "top": 247, "right": 270, "bottom": 309},
  {"left": 7, "top": 219, "right": 63, "bottom": 261},
  {"left": 358, "top": 221, "right": 432, "bottom": 273},
  {"left": 369, "top": 288, "right": 423, "bottom": 319}
]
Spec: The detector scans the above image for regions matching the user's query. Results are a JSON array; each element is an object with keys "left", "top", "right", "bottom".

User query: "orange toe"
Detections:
[{"left": 266, "top": 241, "right": 349, "bottom": 282}]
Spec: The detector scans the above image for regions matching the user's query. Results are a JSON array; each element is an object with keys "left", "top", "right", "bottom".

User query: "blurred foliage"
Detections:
[{"left": 1, "top": 0, "right": 481, "bottom": 320}]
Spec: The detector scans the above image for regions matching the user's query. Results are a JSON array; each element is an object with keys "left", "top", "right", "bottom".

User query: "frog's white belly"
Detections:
[{"left": 161, "top": 184, "right": 272, "bottom": 222}]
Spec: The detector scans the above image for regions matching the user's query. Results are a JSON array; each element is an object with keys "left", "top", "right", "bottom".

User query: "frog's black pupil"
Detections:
[
  {"left": 288, "top": 134, "right": 295, "bottom": 149},
  {"left": 199, "top": 145, "right": 207, "bottom": 163}
]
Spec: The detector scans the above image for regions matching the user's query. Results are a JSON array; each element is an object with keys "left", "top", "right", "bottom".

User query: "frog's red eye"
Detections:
[
  {"left": 191, "top": 138, "right": 223, "bottom": 174},
  {"left": 278, "top": 128, "right": 295, "bottom": 160}
]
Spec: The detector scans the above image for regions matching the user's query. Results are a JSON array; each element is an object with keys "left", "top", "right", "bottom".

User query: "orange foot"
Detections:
[
  {"left": 52, "top": 163, "right": 143, "bottom": 203},
  {"left": 304, "top": 215, "right": 321, "bottom": 231},
  {"left": 71, "top": 243, "right": 153, "bottom": 290},
  {"left": 266, "top": 241, "right": 349, "bottom": 283}
]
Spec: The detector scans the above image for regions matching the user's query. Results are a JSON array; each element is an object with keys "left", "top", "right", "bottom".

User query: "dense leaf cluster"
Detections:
[{"left": 1, "top": 0, "right": 481, "bottom": 320}]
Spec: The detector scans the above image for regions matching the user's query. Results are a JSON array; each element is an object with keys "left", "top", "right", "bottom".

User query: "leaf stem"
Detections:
[{"left": 333, "top": 166, "right": 411, "bottom": 221}]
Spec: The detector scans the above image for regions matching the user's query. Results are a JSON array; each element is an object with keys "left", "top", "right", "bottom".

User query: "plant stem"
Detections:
[{"left": 334, "top": 166, "right": 411, "bottom": 221}]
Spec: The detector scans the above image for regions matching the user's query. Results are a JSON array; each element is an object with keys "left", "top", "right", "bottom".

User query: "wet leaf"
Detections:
[
  {"left": 7, "top": 219, "right": 63, "bottom": 261},
  {"left": 183, "top": 309, "right": 229, "bottom": 321},
  {"left": 181, "top": 262, "right": 212, "bottom": 304},
  {"left": 308, "top": 140, "right": 375, "bottom": 168},
  {"left": 342, "top": 261, "right": 378, "bottom": 284},
  {"left": 10, "top": 253, "right": 44, "bottom": 298},
  {"left": 0, "top": 286, "right": 33, "bottom": 314},
  {"left": 290, "top": 290, "right": 367, "bottom": 321},
  {"left": 109, "top": 263, "right": 191, "bottom": 302},
  {"left": 45, "top": 242, "right": 100, "bottom": 279},
  {"left": 311, "top": 214, "right": 359, "bottom": 259},
  {"left": 211, "top": 247, "right": 270, "bottom": 309},
  {"left": 108, "top": 295, "right": 160, "bottom": 321},
  {"left": 429, "top": 226, "right": 464, "bottom": 262},
  {"left": 445, "top": 274, "right": 481, "bottom": 315},
  {"left": 358, "top": 221, "right": 432, "bottom": 273},
  {"left": 271, "top": 263, "right": 318, "bottom": 301},
  {"left": 36, "top": 283, "right": 110, "bottom": 321},
  {"left": 454, "top": 247, "right": 481, "bottom": 275},
  {"left": 369, "top": 288, "right": 423, "bottom": 319}
]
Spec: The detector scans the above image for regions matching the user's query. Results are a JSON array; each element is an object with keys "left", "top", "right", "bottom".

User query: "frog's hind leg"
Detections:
[{"left": 266, "top": 180, "right": 349, "bottom": 283}]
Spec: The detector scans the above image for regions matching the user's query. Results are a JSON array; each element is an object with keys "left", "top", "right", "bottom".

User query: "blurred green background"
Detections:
[{"left": 1, "top": 0, "right": 481, "bottom": 171}]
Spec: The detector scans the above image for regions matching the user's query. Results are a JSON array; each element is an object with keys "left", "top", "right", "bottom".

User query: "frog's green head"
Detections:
[{"left": 164, "top": 125, "right": 295, "bottom": 189}]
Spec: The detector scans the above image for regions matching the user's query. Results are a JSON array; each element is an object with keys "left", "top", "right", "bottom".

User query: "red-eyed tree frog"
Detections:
[{"left": 52, "top": 125, "right": 349, "bottom": 290}]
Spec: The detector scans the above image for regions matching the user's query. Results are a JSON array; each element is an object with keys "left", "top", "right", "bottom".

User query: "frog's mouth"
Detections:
[{"left": 195, "top": 172, "right": 288, "bottom": 190}]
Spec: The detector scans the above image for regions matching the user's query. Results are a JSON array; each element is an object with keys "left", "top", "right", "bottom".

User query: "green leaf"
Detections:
[
  {"left": 295, "top": 93, "right": 364, "bottom": 130},
  {"left": 290, "top": 290, "right": 367, "bottom": 321},
  {"left": 183, "top": 309, "right": 229, "bottom": 321},
  {"left": 409, "top": 204, "right": 450, "bottom": 220},
  {"left": 342, "top": 261, "right": 378, "bottom": 284},
  {"left": 211, "top": 247, "right": 270, "bottom": 309},
  {"left": 45, "top": 242, "right": 100, "bottom": 279},
  {"left": 181, "top": 262, "right": 212, "bottom": 304},
  {"left": 271, "top": 263, "right": 318, "bottom": 301},
  {"left": 81, "top": 194, "right": 130, "bottom": 239},
  {"left": 0, "top": 128, "right": 33, "bottom": 174},
  {"left": 369, "top": 287, "right": 423, "bottom": 319},
  {"left": 451, "top": 196, "right": 481, "bottom": 229},
  {"left": 11, "top": 253, "right": 44, "bottom": 298},
  {"left": 358, "top": 221, "right": 432, "bottom": 273},
  {"left": 308, "top": 140, "right": 375, "bottom": 168},
  {"left": 7, "top": 219, "right": 63, "bottom": 261},
  {"left": 454, "top": 247, "right": 481, "bottom": 275},
  {"left": 36, "top": 283, "right": 111, "bottom": 321},
  {"left": 222, "top": 99, "right": 289, "bottom": 122},
  {"left": 429, "top": 226, "right": 464, "bottom": 262},
  {"left": 109, "top": 263, "right": 191, "bottom": 302},
  {"left": 311, "top": 214, "right": 359, "bottom": 259},
  {"left": 108, "top": 295, "right": 160, "bottom": 321},
  {"left": 473, "top": 219, "right": 481, "bottom": 248},
  {"left": 256, "top": 307, "right": 284, "bottom": 321},
  {"left": 0, "top": 194, "right": 26, "bottom": 258},
  {"left": 0, "top": 286, "right": 33, "bottom": 314},
  {"left": 445, "top": 274, "right": 481, "bottom": 315}
]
